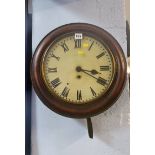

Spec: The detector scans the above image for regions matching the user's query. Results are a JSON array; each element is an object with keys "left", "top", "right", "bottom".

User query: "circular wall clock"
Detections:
[{"left": 31, "top": 23, "right": 127, "bottom": 138}]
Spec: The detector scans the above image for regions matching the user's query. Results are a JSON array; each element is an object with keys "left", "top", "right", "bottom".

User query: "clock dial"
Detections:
[{"left": 41, "top": 33, "right": 115, "bottom": 104}]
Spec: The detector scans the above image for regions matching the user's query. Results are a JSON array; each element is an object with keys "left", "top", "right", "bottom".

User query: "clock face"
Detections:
[{"left": 41, "top": 33, "right": 116, "bottom": 104}]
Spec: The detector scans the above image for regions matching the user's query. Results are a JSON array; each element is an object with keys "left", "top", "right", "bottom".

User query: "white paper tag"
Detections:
[{"left": 75, "top": 33, "right": 83, "bottom": 40}]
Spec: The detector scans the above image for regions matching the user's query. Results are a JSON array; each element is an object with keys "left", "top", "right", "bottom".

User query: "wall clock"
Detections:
[{"left": 31, "top": 23, "right": 127, "bottom": 138}]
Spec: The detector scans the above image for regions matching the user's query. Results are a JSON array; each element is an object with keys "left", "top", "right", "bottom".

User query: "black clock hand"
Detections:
[
  {"left": 82, "top": 70, "right": 98, "bottom": 80},
  {"left": 76, "top": 66, "right": 101, "bottom": 75},
  {"left": 76, "top": 66, "right": 107, "bottom": 86},
  {"left": 83, "top": 69, "right": 101, "bottom": 75}
]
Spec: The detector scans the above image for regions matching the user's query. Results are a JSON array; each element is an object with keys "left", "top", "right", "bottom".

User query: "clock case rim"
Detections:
[
  {"left": 41, "top": 32, "right": 116, "bottom": 104},
  {"left": 31, "top": 23, "right": 127, "bottom": 118}
]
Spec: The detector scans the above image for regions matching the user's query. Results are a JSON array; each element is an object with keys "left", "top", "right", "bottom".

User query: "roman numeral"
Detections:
[
  {"left": 51, "top": 78, "right": 61, "bottom": 88},
  {"left": 100, "top": 66, "right": 109, "bottom": 71},
  {"left": 74, "top": 39, "right": 81, "bottom": 48},
  {"left": 50, "top": 51, "right": 60, "bottom": 61},
  {"left": 48, "top": 67, "right": 57, "bottom": 73},
  {"left": 61, "top": 87, "right": 70, "bottom": 98},
  {"left": 61, "top": 42, "right": 69, "bottom": 52},
  {"left": 77, "top": 90, "right": 82, "bottom": 100},
  {"left": 88, "top": 41, "right": 94, "bottom": 51},
  {"left": 96, "top": 52, "right": 105, "bottom": 59},
  {"left": 90, "top": 87, "right": 96, "bottom": 96},
  {"left": 97, "top": 77, "right": 107, "bottom": 86}
]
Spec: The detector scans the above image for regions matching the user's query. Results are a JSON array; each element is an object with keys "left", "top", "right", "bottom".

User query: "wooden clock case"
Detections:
[{"left": 31, "top": 23, "right": 127, "bottom": 119}]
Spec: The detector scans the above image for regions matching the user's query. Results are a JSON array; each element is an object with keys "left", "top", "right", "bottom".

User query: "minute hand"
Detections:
[
  {"left": 81, "top": 70, "right": 98, "bottom": 80},
  {"left": 81, "top": 70, "right": 107, "bottom": 86}
]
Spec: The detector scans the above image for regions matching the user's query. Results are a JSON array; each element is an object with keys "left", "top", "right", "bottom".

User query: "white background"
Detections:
[{"left": 0, "top": 0, "right": 155, "bottom": 155}]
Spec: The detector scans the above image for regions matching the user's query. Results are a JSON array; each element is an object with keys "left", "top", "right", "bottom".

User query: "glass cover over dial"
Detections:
[{"left": 42, "top": 33, "right": 116, "bottom": 104}]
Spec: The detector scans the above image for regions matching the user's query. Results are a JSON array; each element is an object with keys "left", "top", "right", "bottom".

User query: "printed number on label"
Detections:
[{"left": 75, "top": 33, "right": 83, "bottom": 40}]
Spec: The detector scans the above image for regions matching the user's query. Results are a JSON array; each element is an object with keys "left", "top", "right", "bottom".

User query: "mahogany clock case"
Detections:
[{"left": 31, "top": 23, "right": 127, "bottom": 118}]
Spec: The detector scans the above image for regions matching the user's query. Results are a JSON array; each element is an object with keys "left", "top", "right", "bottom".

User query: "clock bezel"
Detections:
[
  {"left": 31, "top": 23, "right": 127, "bottom": 118},
  {"left": 41, "top": 32, "right": 116, "bottom": 104}
]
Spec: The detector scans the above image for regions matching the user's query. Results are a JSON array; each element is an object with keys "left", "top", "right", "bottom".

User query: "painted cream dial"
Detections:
[{"left": 42, "top": 33, "right": 115, "bottom": 104}]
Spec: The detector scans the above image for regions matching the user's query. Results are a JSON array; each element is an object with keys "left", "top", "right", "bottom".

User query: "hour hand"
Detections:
[
  {"left": 76, "top": 66, "right": 107, "bottom": 85},
  {"left": 89, "top": 69, "right": 101, "bottom": 75},
  {"left": 76, "top": 66, "right": 101, "bottom": 75}
]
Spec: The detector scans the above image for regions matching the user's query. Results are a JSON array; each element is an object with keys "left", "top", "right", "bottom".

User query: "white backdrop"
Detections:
[{"left": 31, "top": 0, "right": 129, "bottom": 155}]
